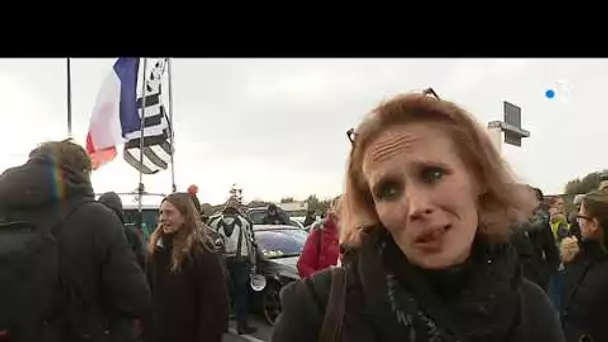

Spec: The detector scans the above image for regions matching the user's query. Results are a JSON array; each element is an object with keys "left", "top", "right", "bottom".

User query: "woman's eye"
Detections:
[
  {"left": 374, "top": 180, "right": 402, "bottom": 201},
  {"left": 421, "top": 167, "right": 445, "bottom": 184}
]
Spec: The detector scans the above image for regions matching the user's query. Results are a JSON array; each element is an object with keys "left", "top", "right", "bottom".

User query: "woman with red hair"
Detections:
[{"left": 272, "top": 89, "right": 565, "bottom": 342}]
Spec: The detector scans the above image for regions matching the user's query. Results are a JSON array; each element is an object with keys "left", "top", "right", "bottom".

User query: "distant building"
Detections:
[{"left": 277, "top": 201, "right": 308, "bottom": 217}]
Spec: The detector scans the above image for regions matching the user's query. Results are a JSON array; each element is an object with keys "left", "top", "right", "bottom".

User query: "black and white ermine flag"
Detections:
[{"left": 123, "top": 58, "right": 174, "bottom": 175}]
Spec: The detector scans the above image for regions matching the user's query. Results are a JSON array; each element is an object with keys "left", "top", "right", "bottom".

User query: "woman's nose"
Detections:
[{"left": 404, "top": 186, "right": 435, "bottom": 220}]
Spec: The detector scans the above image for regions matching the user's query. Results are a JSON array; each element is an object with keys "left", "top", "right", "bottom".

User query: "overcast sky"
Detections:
[{"left": 0, "top": 58, "right": 603, "bottom": 204}]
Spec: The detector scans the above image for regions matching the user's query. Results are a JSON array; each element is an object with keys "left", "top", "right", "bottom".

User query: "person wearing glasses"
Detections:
[
  {"left": 560, "top": 191, "right": 608, "bottom": 342},
  {"left": 568, "top": 194, "right": 585, "bottom": 241},
  {"left": 272, "top": 89, "right": 565, "bottom": 342}
]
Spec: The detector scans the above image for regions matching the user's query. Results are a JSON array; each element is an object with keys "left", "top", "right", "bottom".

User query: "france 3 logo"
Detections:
[{"left": 545, "top": 78, "right": 573, "bottom": 103}]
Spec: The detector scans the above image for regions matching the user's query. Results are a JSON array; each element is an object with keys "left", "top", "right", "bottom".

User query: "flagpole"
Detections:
[
  {"left": 166, "top": 58, "right": 176, "bottom": 193},
  {"left": 137, "top": 58, "right": 148, "bottom": 229},
  {"left": 66, "top": 58, "right": 73, "bottom": 137}
]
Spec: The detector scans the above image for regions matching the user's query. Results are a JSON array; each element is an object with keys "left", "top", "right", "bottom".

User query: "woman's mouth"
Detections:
[{"left": 414, "top": 225, "right": 451, "bottom": 252}]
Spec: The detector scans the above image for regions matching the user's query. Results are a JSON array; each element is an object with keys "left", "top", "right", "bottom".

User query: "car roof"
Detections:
[
  {"left": 248, "top": 206, "right": 286, "bottom": 212},
  {"left": 253, "top": 224, "right": 302, "bottom": 231},
  {"left": 96, "top": 192, "right": 164, "bottom": 210}
]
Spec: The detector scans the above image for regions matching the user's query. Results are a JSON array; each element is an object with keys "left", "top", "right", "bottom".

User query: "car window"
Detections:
[
  {"left": 248, "top": 207, "right": 302, "bottom": 227},
  {"left": 256, "top": 230, "right": 307, "bottom": 259},
  {"left": 123, "top": 209, "right": 158, "bottom": 241},
  {"left": 249, "top": 210, "right": 267, "bottom": 225}
]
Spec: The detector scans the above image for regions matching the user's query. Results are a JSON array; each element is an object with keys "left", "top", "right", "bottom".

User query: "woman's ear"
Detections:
[{"left": 590, "top": 218, "right": 601, "bottom": 235}]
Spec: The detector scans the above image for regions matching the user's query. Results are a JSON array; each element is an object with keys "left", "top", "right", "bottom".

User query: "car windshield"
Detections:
[
  {"left": 249, "top": 210, "right": 267, "bottom": 225},
  {"left": 249, "top": 209, "right": 301, "bottom": 228},
  {"left": 255, "top": 229, "right": 308, "bottom": 259},
  {"left": 123, "top": 209, "right": 158, "bottom": 241}
]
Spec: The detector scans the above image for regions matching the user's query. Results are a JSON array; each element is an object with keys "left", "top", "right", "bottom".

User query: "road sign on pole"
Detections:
[{"left": 487, "top": 101, "right": 530, "bottom": 149}]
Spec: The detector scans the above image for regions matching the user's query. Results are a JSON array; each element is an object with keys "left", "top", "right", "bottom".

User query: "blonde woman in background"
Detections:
[
  {"left": 297, "top": 196, "right": 343, "bottom": 278},
  {"left": 146, "top": 193, "right": 229, "bottom": 342}
]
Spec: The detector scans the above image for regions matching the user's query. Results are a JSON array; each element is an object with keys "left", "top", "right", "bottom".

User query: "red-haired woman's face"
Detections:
[{"left": 361, "top": 123, "right": 480, "bottom": 269}]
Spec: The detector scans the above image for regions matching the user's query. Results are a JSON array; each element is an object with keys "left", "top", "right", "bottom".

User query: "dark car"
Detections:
[{"left": 251, "top": 225, "right": 307, "bottom": 324}]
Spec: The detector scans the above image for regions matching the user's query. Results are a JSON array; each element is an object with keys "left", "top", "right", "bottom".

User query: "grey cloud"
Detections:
[
  {"left": 169, "top": 59, "right": 458, "bottom": 172},
  {"left": 2, "top": 58, "right": 607, "bottom": 199}
]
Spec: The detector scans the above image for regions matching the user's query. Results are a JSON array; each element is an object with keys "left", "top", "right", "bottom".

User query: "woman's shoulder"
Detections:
[
  {"left": 190, "top": 241, "right": 222, "bottom": 265},
  {"left": 272, "top": 269, "right": 336, "bottom": 342},
  {"left": 516, "top": 279, "right": 566, "bottom": 341},
  {"left": 283, "top": 268, "right": 334, "bottom": 312},
  {"left": 519, "top": 279, "right": 553, "bottom": 309}
]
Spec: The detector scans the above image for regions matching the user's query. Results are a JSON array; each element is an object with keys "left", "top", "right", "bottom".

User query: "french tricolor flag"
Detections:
[{"left": 86, "top": 58, "right": 141, "bottom": 170}]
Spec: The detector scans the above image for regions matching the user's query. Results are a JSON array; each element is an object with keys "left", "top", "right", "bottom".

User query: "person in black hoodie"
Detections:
[
  {"left": 146, "top": 192, "right": 229, "bottom": 342},
  {"left": 263, "top": 204, "right": 290, "bottom": 225},
  {"left": 99, "top": 191, "right": 146, "bottom": 268},
  {"left": 272, "top": 91, "right": 564, "bottom": 342},
  {"left": 561, "top": 191, "right": 608, "bottom": 342},
  {"left": 0, "top": 139, "right": 151, "bottom": 342}
]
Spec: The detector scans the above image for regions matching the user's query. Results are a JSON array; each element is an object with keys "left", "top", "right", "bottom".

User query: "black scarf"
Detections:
[{"left": 356, "top": 229, "right": 522, "bottom": 342}]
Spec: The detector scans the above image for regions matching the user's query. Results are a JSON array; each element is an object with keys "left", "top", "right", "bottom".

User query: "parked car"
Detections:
[
  {"left": 248, "top": 206, "right": 304, "bottom": 229},
  {"left": 96, "top": 192, "right": 165, "bottom": 242},
  {"left": 251, "top": 225, "right": 307, "bottom": 324}
]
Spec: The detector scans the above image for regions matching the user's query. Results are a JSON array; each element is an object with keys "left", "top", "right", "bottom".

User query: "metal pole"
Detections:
[
  {"left": 167, "top": 58, "right": 177, "bottom": 193},
  {"left": 66, "top": 58, "right": 73, "bottom": 137},
  {"left": 137, "top": 58, "right": 148, "bottom": 228}
]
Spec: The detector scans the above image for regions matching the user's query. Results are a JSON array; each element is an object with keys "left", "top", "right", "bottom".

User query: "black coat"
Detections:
[
  {"left": 98, "top": 191, "right": 146, "bottom": 268},
  {"left": 511, "top": 220, "right": 560, "bottom": 290},
  {"left": 562, "top": 240, "right": 608, "bottom": 342},
  {"left": 272, "top": 229, "right": 565, "bottom": 342},
  {"left": 0, "top": 157, "right": 151, "bottom": 342},
  {"left": 146, "top": 235, "right": 229, "bottom": 342}
]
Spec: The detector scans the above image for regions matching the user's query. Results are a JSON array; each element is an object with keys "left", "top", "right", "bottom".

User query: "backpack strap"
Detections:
[
  {"left": 234, "top": 220, "right": 244, "bottom": 261},
  {"left": 315, "top": 267, "right": 347, "bottom": 342}
]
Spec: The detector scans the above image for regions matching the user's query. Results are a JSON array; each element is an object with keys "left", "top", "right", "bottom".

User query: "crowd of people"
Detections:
[
  {"left": 3, "top": 89, "right": 608, "bottom": 342},
  {"left": 0, "top": 139, "right": 280, "bottom": 342}
]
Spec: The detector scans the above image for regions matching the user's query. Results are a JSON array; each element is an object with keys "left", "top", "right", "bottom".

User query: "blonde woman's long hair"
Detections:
[
  {"left": 327, "top": 195, "right": 343, "bottom": 218},
  {"left": 148, "top": 192, "right": 212, "bottom": 273}
]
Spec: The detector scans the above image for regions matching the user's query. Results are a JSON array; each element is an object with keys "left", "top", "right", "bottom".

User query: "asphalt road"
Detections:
[{"left": 222, "top": 315, "right": 273, "bottom": 342}]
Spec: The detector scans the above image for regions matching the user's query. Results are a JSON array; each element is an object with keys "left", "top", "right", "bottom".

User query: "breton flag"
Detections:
[
  {"left": 122, "top": 58, "right": 173, "bottom": 174},
  {"left": 85, "top": 57, "right": 173, "bottom": 174}
]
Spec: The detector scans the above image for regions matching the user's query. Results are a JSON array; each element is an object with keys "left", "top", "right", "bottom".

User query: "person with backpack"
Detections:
[
  {"left": 272, "top": 91, "right": 564, "bottom": 342},
  {"left": 0, "top": 139, "right": 151, "bottom": 342},
  {"left": 208, "top": 199, "right": 257, "bottom": 335},
  {"left": 297, "top": 196, "right": 342, "bottom": 279}
]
